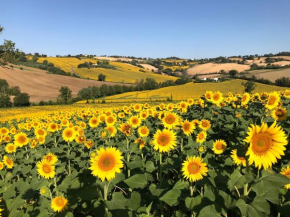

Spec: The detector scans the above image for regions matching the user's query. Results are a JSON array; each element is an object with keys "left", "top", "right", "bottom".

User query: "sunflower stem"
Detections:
[
  {"left": 126, "top": 138, "right": 130, "bottom": 177},
  {"left": 54, "top": 177, "right": 58, "bottom": 195},
  {"left": 159, "top": 153, "right": 163, "bottom": 181},
  {"left": 243, "top": 183, "right": 248, "bottom": 202},
  {"left": 181, "top": 138, "right": 184, "bottom": 152},
  {"left": 104, "top": 183, "right": 109, "bottom": 216}
]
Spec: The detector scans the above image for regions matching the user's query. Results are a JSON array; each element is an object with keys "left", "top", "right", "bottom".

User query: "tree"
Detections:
[
  {"left": 13, "top": 93, "right": 30, "bottom": 107},
  {"left": 91, "top": 86, "right": 101, "bottom": 102},
  {"left": 78, "top": 87, "right": 92, "bottom": 103},
  {"left": 242, "top": 81, "right": 256, "bottom": 93},
  {"left": 275, "top": 77, "right": 290, "bottom": 87},
  {"left": 229, "top": 70, "right": 238, "bottom": 78},
  {"left": 0, "top": 94, "right": 12, "bottom": 108},
  {"left": 0, "top": 40, "right": 16, "bottom": 65},
  {"left": 98, "top": 73, "right": 106, "bottom": 81},
  {"left": 0, "top": 25, "right": 4, "bottom": 34},
  {"left": 59, "top": 86, "right": 72, "bottom": 104}
]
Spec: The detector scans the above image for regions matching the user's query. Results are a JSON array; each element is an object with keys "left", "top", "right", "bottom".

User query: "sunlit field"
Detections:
[
  {"left": 77, "top": 79, "right": 289, "bottom": 103},
  {"left": 1, "top": 90, "right": 290, "bottom": 216},
  {"left": 37, "top": 57, "right": 177, "bottom": 84}
]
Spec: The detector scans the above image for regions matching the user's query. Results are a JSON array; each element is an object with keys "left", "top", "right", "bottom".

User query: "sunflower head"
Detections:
[
  {"left": 37, "top": 160, "right": 55, "bottom": 179},
  {"left": 199, "top": 119, "right": 211, "bottom": 131},
  {"left": 272, "top": 107, "right": 287, "bottom": 121},
  {"left": 162, "top": 112, "right": 180, "bottom": 129},
  {"left": 89, "top": 147, "right": 124, "bottom": 182},
  {"left": 212, "top": 140, "right": 227, "bottom": 154},
  {"left": 152, "top": 129, "right": 177, "bottom": 153},
  {"left": 182, "top": 120, "right": 195, "bottom": 136},
  {"left": 245, "top": 122, "right": 287, "bottom": 170},
  {"left": 3, "top": 156, "right": 14, "bottom": 169},
  {"left": 43, "top": 153, "right": 58, "bottom": 165},
  {"left": 62, "top": 128, "right": 76, "bottom": 142},
  {"left": 265, "top": 92, "right": 280, "bottom": 110},
  {"left": 231, "top": 149, "right": 247, "bottom": 167},
  {"left": 182, "top": 156, "right": 208, "bottom": 182},
  {"left": 196, "top": 131, "right": 207, "bottom": 144},
  {"left": 14, "top": 132, "right": 29, "bottom": 147},
  {"left": 138, "top": 126, "right": 150, "bottom": 137},
  {"left": 281, "top": 166, "right": 290, "bottom": 189},
  {"left": 51, "top": 196, "right": 68, "bottom": 213}
]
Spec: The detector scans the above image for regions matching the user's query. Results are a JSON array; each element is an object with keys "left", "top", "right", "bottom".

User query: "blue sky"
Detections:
[{"left": 0, "top": 0, "right": 290, "bottom": 59}]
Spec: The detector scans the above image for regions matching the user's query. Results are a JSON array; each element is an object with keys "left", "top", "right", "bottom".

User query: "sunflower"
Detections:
[
  {"left": 14, "top": 132, "right": 29, "bottom": 147},
  {"left": 48, "top": 123, "right": 58, "bottom": 132},
  {"left": 211, "top": 91, "right": 223, "bottom": 105},
  {"left": 212, "top": 140, "right": 227, "bottom": 154},
  {"left": 204, "top": 91, "right": 212, "bottom": 101},
  {"left": 140, "top": 111, "right": 149, "bottom": 120},
  {"left": 89, "top": 147, "right": 124, "bottom": 182},
  {"left": 89, "top": 117, "right": 100, "bottom": 128},
  {"left": 245, "top": 122, "right": 287, "bottom": 170},
  {"left": 0, "top": 127, "right": 9, "bottom": 135},
  {"left": 119, "top": 123, "right": 132, "bottom": 136},
  {"left": 5, "top": 143, "right": 16, "bottom": 153},
  {"left": 51, "top": 196, "right": 68, "bottom": 213},
  {"left": 181, "top": 120, "right": 195, "bottom": 136},
  {"left": 133, "top": 104, "right": 142, "bottom": 112},
  {"left": 283, "top": 90, "right": 290, "bottom": 98},
  {"left": 118, "top": 112, "right": 125, "bottom": 119},
  {"left": 281, "top": 166, "right": 290, "bottom": 189},
  {"left": 129, "top": 116, "right": 141, "bottom": 128},
  {"left": 241, "top": 93, "right": 250, "bottom": 106},
  {"left": 162, "top": 112, "right": 180, "bottom": 129},
  {"left": 196, "top": 131, "right": 207, "bottom": 144},
  {"left": 62, "top": 128, "right": 76, "bottom": 142},
  {"left": 75, "top": 135, "right": 86, "bottom": 143},
  {"left": 106, "top": 126, "right": 117, "bottom": 137},
  {"left": 85, "top": 140, "right": 94, "bottom": 149},
  {"left": 35, "top": 128, "right": 47, "bottom": 138},
  {"left": 265, "top": 92, "right": 280, "bottom": 110},
  {"left": 40, "top": 186, "right": 49, "bottom": 196},
  {"left": 152, "top": 129, "right": 177, "bottom": 153},
  {"left": 199, "top": 119, "right": 211, "bottom": 131},
  {"left": 138, "top": 126, "right": 150, "bottom": 137},
  {"left": 43, "top": 153, "right": 58, "bottom": 165},
  {"left": 37, "top": 160, "right": 55, "bottom": 179},
  {"left": 272, "top": 107, "right": 287, "bottom": 121},
  {"left": 231, "top": 149, "right": 247, "bottom": 167},
  {"left": 106, "top": 116, "right": 116, "bottom": 126},
  {"left": 182, "top": 156, "right": 208, "bottom": 182},
  {"left": 135, "top": 138, "right": 146, "bottom": 149},
  {"left": 3, "top": 135, "right": 10, "bottom": 143},
  {"left": 0, "top": 162, "right": 4, "bottom": 170},
  {"left": 3, "top": 156, "right": 14, "bottom": 169},
  {"left": 179, "top": 101, "right": 188, "bottom": 113}
]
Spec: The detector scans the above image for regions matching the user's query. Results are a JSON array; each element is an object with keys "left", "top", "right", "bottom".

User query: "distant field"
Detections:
[
  {"left": 0, "top": 65, "right": 131, "bottom": 102},
  {"left": 248, "top": 68, "right": 290, "bottom": 82},
  {"left": 38, "top": 57, "right": 176, "bottom": 83},
  {"left": 187, "top": 63, "right": 250, "bottom": 75},
  {"left": 78, "top": 79, "right": 288, "bottom": 103}
]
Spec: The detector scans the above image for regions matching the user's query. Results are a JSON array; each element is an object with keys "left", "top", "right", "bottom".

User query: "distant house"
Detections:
[
  {"left": 202, "top": 78, "right": 207, "bottom": 81},
  {"left": 213, "top": 78, "right": 219, "bottom": 82}
]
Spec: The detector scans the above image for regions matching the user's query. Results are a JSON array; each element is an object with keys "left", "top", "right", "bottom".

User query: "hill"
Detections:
[
  {"left": 37, "top": 57, "right": 177, "bottom": 84},
  {"left": 78, "top": 79, "right": 288, "bottom": 103},
  {"left": 0, "top": 65, "right": 132, "bottom": 102},
  {"left": 247, "top": 68, "right": 290, "bottom": 82},
  {"left": 187, "top": 63, "right": 250, "bottom": 75}
]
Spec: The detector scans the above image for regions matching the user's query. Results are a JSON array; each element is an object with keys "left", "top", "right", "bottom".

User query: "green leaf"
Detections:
[
  {"left": 199, "top": 205, "right": 221, "bottom": 217},
  {"left": 173, "top": 180, "right": 189, "bottom": 190},
  {"left": 236, "top": 198, "right": 269, "bottom": 217},
  {"left": 160, "top": 189, "right": 181, "bottom": 206},
  {"left": 128, "top": 191, "right": 141, "bottom": 211},
  {"left": 124, "top": 174, "right": 148, "bottom": 189},
  {"left": 228, "top": 169, "right": 246, "bottom": 191},
  {"left": 185, "top": 196, "right": 202, "bottom": 210},
  {"left": 145, "top": 161, "right": 156, "bottom": 173},
  {"left": 127, "top": 156, "right": 142, "bottom": 170},
  {"left": 107, "top": 192, "right": 126, "bottom": 210}
]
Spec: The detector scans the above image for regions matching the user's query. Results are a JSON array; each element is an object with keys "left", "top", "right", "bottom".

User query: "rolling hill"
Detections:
[
  {"left": 37, "top": 57, "right": 177, "bottom": 84},
  {"left": 187, "top": 63, "right": 250, "bottom": 75},
  {"left": 0, "top": 65, "right": 132, "bottom": 102},
  {"left": 77, "top": 79, "right": 288, "bottom": 103}
]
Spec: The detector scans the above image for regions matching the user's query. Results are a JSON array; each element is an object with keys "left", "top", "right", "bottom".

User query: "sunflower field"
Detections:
[{"left": 1, "top": 90, "right": 290, "bottom": 217}]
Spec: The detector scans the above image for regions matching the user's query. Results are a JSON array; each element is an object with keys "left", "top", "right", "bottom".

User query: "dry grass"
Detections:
[
  {"left": 0, "top": 65, "right": 130, "bottom": 102},
  {"left": 187, "top": 63, "right": 250, "bottom": 75},
  {"left": 249, "top": 68, "right": 290, "bottom": 82}
]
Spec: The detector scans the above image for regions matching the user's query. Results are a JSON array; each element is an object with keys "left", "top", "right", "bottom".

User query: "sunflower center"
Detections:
[
  {"left": 198, "top": 133, "right": 204, "bottom": 140},
  {"left": 275, "top": 109, "right": 284, "bottom": 117},
  {"left": 8, "top": 145, "right": 14, "bottom": 151},
  {"left": 56, "top": 198, "right": 64, "bottom": 206},
  {"left": 158, "top": 134, "right": 170, "bottom": 146},
  {"left": 6, "top": 158, "right": 12, "bottom": 165},
  {"left": 213, "top": 94, "right": 219, "bottom": 101},
  {"left": 183, "top": 123, "right": 190, "bottom": 131},
  {"left": 268, "top": 96, "right": 276, "bottom": 105},
  {"left": 107, "top": 117, "right": 114, "bottom": 123},
  {"left": 38, "top": 130, "right": 44, "bottom": 135},
  {"left": 215, "top": 142, "right": 224, "bottom": 150},
  {"left": 202, "top": 122, "right": 208, "bottom": 128},
  {"left": 188, "top": 162, "right": 200, "bottom": 174},
  {"left": 141, "top": 128, "right": 147, "bottom": 134},
  {"left": 165, "top": 115, "right": 175, "bottom": 124},
  {"left": 98, "top": 155, "right": 115, "bottom": 171},
  {"left": 42, "top": 164, "right": 52, "bottom": 173},
  {"left": 65, "top": 130, "right": 72, "bottom": 137},
  {"left": 18, "top": 135, "right": 26, "bottom": 143},
  {"left": 242, "top": 95, "right": 247, "bottom": 102},
  {"left": 252, "top": 133, "right": 272, "bottom": 155}
]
